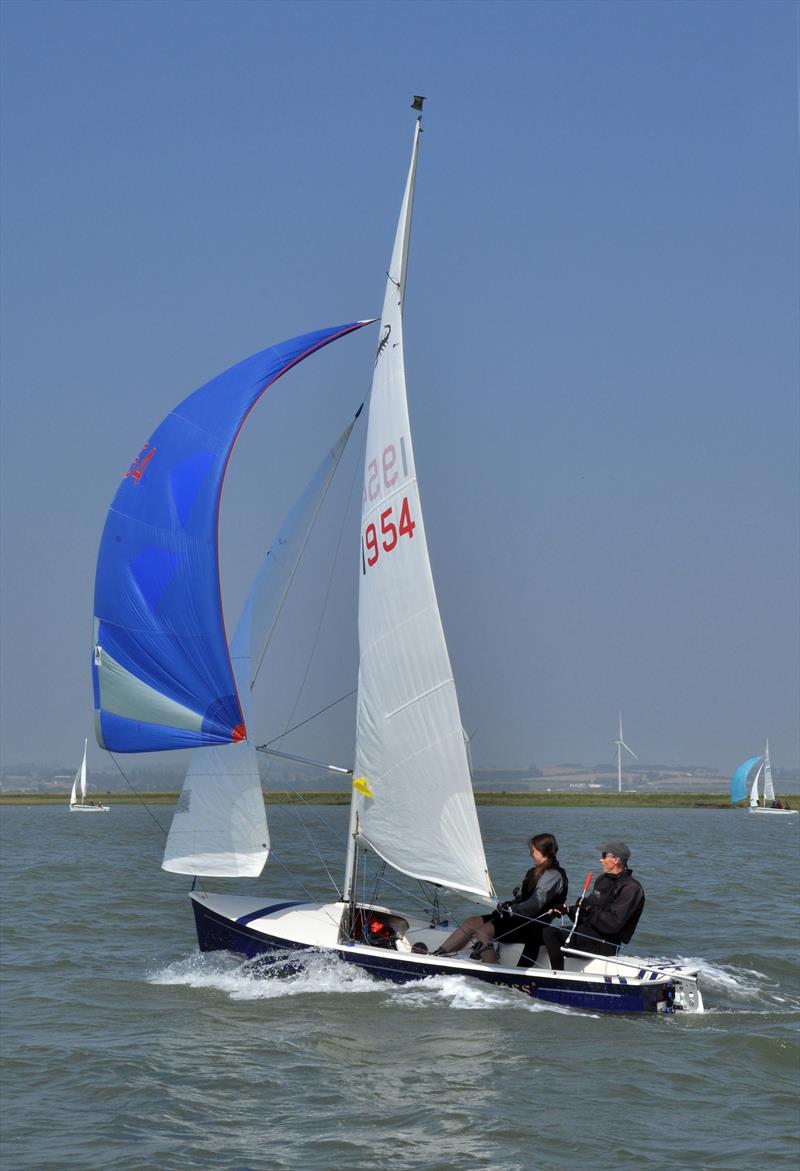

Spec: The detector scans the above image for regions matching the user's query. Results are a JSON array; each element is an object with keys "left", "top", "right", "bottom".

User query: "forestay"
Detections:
[
  {"left": 351, "top": 120, "right": 493, "bottom": 901},
  {"left": 162, "top": 422, "right": 356, "bottom": 877}
]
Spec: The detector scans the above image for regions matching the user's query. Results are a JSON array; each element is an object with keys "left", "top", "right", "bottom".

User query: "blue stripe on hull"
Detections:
[
  {"left": 337, "top": 947, "right": 667, "bottom": 1014},
  {"left": 191, "top": 899, "right": 670, "bottom": 1014},
  {"left": 235, "top": 901, "right": 305, "bottom": 926},
  {"left": 192, "top": 899, "right": 310, "bottom": 959}
]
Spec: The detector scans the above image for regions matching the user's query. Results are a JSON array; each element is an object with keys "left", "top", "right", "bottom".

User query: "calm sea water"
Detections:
[{"left": 2, "top": 803, "right": 798, "bottom": 1170}]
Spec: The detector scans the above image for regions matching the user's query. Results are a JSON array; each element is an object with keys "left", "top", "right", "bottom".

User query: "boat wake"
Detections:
[
  {"left": 648, "top": 955, "right": 798, "bottom": 1014},
  {"left": 148, "top": 950, "right": 378, "bottom": 1000},
  {"left": 388, "top": 973, "right": 598, "bottom": 1016},
  {"left": 148, "top": 951, "right": 598, "bottom": 1014}
]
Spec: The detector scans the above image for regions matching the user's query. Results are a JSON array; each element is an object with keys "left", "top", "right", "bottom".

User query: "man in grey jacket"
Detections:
[{"left": 540, "top": 840, "right": 645, "bottom": 970}]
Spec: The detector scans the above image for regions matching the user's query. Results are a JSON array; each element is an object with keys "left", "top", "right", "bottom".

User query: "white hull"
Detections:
[
  {"left": 69, "top": 803, "right": 110, "bottom": 813},
  {"left": 190, "top": 891, "right": 703, "bottom": 1014},
  {"left": 749, "top": 806, "right": 797, "bottom": 816}
]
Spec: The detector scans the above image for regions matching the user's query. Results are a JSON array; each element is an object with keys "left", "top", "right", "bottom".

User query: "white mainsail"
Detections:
[
  {"left": 763, "top": 740, "right": 775, "bottom": 802},
  {"left": 70, "top": 739, "right": 87, "bottom": 806},
  {"left": 349, "top": 119, "right": 493, "bottom": 901},
  {"left": 163, "top": 423, "right": 354, "bottom": 876},
  {"left": 749, "top": 762, "right": 763, "bottom": 808}
]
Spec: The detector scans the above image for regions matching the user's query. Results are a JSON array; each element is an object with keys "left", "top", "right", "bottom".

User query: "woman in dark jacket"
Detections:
[{"left": 435, "top": 833, "right": 568, "bottom": 963}]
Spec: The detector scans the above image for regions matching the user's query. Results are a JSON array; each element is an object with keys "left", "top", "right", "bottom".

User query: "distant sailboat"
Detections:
[
  {"left": 69, "top": 739, "right": 109, "bottom": 812},
  {"left": 729, "top": 753, "right": 762, "bottom": 805},
  {"left": 749, "top": 742, "right": 796, "bottom": 816}
]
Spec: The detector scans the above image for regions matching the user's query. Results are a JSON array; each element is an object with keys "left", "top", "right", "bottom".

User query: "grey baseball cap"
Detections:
[{"left": 600, "top": 841, "right": 631, "bottom": 863}]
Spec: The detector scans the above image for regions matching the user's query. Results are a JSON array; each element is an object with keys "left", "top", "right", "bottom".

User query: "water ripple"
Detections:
[{"left": 3, "top": 804, "right": 799, "bottom": 1171}]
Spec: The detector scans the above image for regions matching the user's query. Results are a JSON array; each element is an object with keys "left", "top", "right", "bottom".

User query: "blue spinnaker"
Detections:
[
  {"left": 92, "top": 321, "right": 371, "bottom": 753},
  {"left": 730, "top": 755, "right": 763, "bottom": 805}
]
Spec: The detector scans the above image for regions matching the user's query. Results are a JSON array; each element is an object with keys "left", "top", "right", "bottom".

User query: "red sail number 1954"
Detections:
[{"left": 364, "top": 497, "right": 415, "bottom": 568}]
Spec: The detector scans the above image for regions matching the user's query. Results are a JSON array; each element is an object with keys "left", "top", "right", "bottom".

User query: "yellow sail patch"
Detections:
[{"left": 352, "top": 776, "right": 374, "bottom": 799}]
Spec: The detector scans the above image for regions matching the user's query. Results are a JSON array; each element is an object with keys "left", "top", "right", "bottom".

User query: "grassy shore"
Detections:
[{"left": 0, "top": 790, "right": 754, "bottom": 808}]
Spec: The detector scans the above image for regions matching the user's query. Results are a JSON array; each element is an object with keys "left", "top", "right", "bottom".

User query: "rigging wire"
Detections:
[
  {"left": 253, "top": 426, "right": 366, "bottom": 900},
  {"left": 108, "top": 753, "right": 169, "bottom": 837},
  {"left": 263, "top": 846, "right": 343, "bottom": 915},
  {"left": 350, "top": 860, "right": 385, "bottom": 944},
  {"left": 226, "top": 416, "right": 365, "bottom": 904},
  {"left": 249, "top": 417, "right": 357, "bottom": 693},
  {"left": 280, "top": 795, "right": 343, "bottom": 898},
  {"left": 355, "top": 854, "right": 456, "bottom": 920},
  {"left": 257, "top": 689, "right": 357, "bottom": 749},
  {"left": 272, "top": 431, "right": 364, "bottom": 757}
]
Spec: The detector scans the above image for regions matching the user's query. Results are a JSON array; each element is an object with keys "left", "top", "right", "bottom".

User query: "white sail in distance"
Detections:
[
  {"left": 70, "top": 739, "right": 87, "bottom": 806},
  {"left": 350, "top": 119, "right": 493, "bottom": 901},
  {"left": 763, "top": 740, "right": 775, "bottom": 802},
  {"left": 749, "top": 762, "right": 763, "bottom": 808}
]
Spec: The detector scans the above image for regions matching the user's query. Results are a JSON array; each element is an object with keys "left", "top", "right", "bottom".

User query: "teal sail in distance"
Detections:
[
  {"left": 92, "top": 321, "right": 371, "bottom": 753},
  {"left": 730, "top": 755, "right": 764, "bottom": 805}
]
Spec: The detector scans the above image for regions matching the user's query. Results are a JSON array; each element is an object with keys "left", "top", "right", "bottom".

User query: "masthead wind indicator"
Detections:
[{"left": 411, "top": 95, "right": 426, "bottom": 112}]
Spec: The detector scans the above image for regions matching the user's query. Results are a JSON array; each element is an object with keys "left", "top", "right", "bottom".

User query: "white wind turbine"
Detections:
[{"left": 614, "top": 712, "right": 638, "bottom": 793}]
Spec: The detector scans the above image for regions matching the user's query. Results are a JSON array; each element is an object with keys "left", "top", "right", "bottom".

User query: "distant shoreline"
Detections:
[{"left": 1, "top": 790, "right": 779, "bottom": 809}]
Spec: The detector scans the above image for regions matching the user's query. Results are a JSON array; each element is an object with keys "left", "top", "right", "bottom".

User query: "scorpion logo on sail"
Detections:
[{"left": 374, "top": 324, "right": 391, "bottom": 366}]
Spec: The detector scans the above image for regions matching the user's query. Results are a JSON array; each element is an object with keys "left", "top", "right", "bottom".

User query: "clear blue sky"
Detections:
[{"left": 1, "top": 0, "right": 798, "bottom": 773}]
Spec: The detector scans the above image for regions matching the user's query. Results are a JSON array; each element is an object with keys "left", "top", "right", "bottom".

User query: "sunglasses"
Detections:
[{"left": 601, "top": 851, "right": 619, "bottom": 860}]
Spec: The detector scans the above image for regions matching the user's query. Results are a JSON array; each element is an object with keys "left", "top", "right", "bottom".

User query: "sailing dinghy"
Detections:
[
  {"left": 93, "top": 106, "right": 703, "bottom": 1014},
  {"left": 748, "top": 743, "right": 796, "bottom": 815},
  {"left": 69, "top": 738, "right": 109, "bottom": 812}
]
